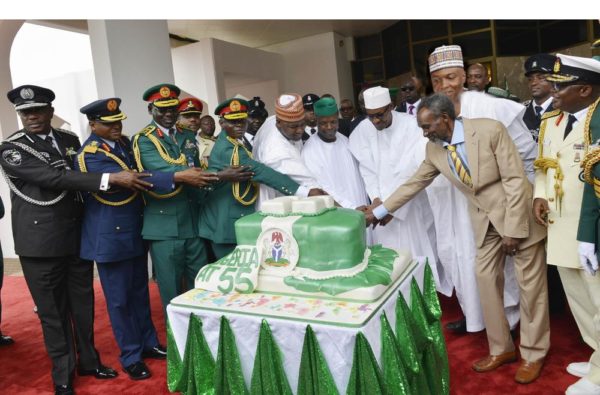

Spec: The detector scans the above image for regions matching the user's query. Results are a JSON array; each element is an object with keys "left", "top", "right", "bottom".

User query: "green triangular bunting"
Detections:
[
  {"left": 297, "top": 325, "right": 339, "bottom": 395},
  {"left": 346, "top": 332, "right": 386, "bottom": 395},
  {"left": 423, "top": 262, "right": 450, "bottom": 395},
  {"left": 175, "top": 314, "right": 217, "bottom": 395},
  {"left": 411, "top": 278, "right": 439, "bottom": 395},
  {"left": 214, "top": 316, "right": 249, "bottom": 395},
  {"left": 250, "top": 320, "right": 293, "bottom": 395},
  {"left": 166, "top": 318, "right": 183, "bottom": 392},
  {"left": 397, "top": 292, "right": 430, "bottom": 395},
  {"left": 380, "top": 313, "right": 411, "bottom": 395}
]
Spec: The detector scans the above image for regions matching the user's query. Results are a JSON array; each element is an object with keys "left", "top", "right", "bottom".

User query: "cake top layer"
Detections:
[{"left": 260, "top": 196, "right": 335, "bottom": 216}]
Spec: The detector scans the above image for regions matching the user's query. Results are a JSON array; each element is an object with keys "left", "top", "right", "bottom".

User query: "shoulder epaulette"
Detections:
[
  {"left": 541, "top": 110, "right": 561, "bottom": 120},
  {"left": 82, "top": 141, "right": 99, "bottom": 154},
  {"left": 137, "top": 125, "right": 156, "bottom": 136},
  {"left": 55, "top": 128, "right": 78, "bottom": 137},
  {"left": 3, "top": 132, "right": 26, "bottom": 143}
]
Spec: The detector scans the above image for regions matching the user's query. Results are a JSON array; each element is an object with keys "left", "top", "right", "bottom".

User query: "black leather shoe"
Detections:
[
  {"left": 55, "top": 384, "right": 74, "bottom": 395},
  {"left": 142, "top": 344, "right": 167, "bottom": 360},
  {"left": 445, "top": 318, "right": 467, "bottom": 334},
  {"left": 78, "top": 365, "right": 118, "bottom": 379},
  {"left": 123, "top": 361, "right": 152, "bottom": 380},
  {"left": 0, "top": 334, "right": 14, "bottom": 346}
]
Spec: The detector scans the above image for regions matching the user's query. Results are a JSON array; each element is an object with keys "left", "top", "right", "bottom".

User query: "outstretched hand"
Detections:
[
  {"left": 109, "top": 171, "right": 153, "bottom": 191},
  {"left": 218, "top": 166, "right": 254, "bottom": 182},
  {"left": 174, "top": 168, "right": 220, "bottom": 187}
]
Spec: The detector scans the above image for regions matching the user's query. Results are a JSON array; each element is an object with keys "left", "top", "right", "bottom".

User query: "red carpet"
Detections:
[{"left": 0, "top": 276, "right": 592, "bottom": 394}]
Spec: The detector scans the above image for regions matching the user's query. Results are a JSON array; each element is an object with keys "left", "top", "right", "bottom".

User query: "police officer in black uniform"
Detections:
[
  {"left": 0, "top": 85, "right": 153, "bottom": 395},
  {"left": 522, "top": 53, "right": 556, "bottom": 142}
]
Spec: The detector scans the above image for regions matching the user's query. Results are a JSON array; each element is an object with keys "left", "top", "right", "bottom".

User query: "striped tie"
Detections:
[{"left": 447, "top": 144, "right": 472, "bottom": 187}]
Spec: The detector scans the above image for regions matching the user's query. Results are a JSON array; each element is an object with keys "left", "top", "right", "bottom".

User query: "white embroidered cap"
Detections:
[{"left": 363, "top": 86, "right": 391, "bottom": 110}]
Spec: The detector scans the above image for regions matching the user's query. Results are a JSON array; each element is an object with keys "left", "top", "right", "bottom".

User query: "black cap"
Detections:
[
  {"left": 7, "top": 85, "right": 55, "bottom": 111},
  {"left": 302, "top": 93, "right": 320, "bottom": 110},
  {"left": 80, "top": 98, "right": 127, "bottom": 122},
  {"left": 248, "top": 96, "right": 268, "bottom": 118},
  {"left": 524, "top": 54, "right": 556, "bottom": 76}
]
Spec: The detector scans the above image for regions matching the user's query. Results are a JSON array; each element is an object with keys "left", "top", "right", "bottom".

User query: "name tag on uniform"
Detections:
[{"left": 573, "top": 143, "right": 585, "bottom": 150}]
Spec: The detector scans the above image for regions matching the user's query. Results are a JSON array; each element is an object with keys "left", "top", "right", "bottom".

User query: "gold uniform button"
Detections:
[
  {"left": 116, "top": 226, "right": 121, "bottom": 230},
  {"left": 34, "top": 220, "right": 38, "bottom": 225},
  {"left": 548, "top": 197, "right": 554, "bottom": 202},
  {"left": 159, "top": 210, "right": 164, "bottom": 214}
]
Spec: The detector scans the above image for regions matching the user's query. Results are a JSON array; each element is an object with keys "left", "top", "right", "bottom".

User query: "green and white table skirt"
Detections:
[{"left": 166, "top": 258, "right": 449, "bottom": 394}]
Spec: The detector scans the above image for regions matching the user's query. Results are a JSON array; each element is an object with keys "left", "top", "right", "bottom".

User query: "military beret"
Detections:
[
  {"left": 302, "top": 93, "right": 320, "bottom": 110},
  {"left": 214, "top": 98, "right": 249, "bottom": 120},
  {"left": 388, "top": 87, "right": 399, "bottom": 98},
  {"left": 178, "top": 97, "right": 203, "bottom": 114},
  {"left": 314, "top": 97, "right": 338, "bottom": 117},
  {"left": 7, "top": 85, "right": 55, "bottom": 111},
  {"left": 248, "top": 96, "right": 268, "bottom": 118},
  {"left": 524, "top": 53, "right": 555, "bottom": 76},
  {"left": 143, "top": 83, "right": 180, "bottom": 108},
  {"left": 546, "top": 54, "right": 600, "bottom": 85},
  {"left": 80, "top": 98, "right": 127, "bottom": 122}
]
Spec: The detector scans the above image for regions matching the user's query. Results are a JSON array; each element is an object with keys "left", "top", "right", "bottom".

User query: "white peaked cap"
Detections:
[{"left": 363, "top": 86, "right": 391, "bottom": 110}]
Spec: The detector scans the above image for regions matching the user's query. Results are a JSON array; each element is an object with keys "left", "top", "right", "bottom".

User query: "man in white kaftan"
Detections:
[
  {"left": 349, "top": 87, "right": 446, "bottom": 291},
  {"left": 253, "top": 94, "right": 322, "bottom": 207},
  {"left": 427, "top": 45, "right": 530, "bottom": 332}
]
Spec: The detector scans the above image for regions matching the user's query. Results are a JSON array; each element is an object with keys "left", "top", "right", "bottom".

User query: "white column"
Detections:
[{"left": 87, "top": 20, "right": 175, "bottom": 136}]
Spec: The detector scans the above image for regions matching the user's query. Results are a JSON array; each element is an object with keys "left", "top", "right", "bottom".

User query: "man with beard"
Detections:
[
  {"left": 199, "top": 98, "right": 324, "bottom": 258},
  {"left": 253, "top": 93, "right": 324, "bottom": 207},
  {"left": 366, "top": 93, "right": 549, "bottom": 384},
  {"left": 424, "top": 44, "right": 535, "bottom": 335},
  {"left": 244, "top": 96, "right": 268, "bottom": 149},
  {"left": 522, "top": 54, "right": 556, "bottom": 142}
]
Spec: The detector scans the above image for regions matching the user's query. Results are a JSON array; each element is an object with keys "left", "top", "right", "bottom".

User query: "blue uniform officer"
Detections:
[{"left": 75, "top": 98, "right": 170, "bottom": 380}]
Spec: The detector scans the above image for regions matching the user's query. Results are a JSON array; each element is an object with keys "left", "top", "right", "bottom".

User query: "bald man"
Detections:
[{"left": 467, "top": 63, "right": 491, "bottom": 92}]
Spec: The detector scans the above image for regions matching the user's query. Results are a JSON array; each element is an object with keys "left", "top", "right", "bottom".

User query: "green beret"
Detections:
[
  {"left": 389, "top": 87, "right": 399, "bottom": 98},
  {"left": 314, "top": 97, "right": 338, "bottom": 117}
]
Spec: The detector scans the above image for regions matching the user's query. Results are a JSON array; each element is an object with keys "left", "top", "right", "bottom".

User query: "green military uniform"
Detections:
[
  {"left": 132, "top": 84, "right": 206, "bottom": 310},
  {"left": 577, "top": 101, "right": 600, "bottom": 246},
  {"left": 199, "top": 98, "right": 301, "bottom": 259}
]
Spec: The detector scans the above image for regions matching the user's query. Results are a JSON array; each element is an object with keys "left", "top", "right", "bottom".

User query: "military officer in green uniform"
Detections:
[
  {"left": 199, "top": 98, "right": 325, "bottom": 259},
  {"left": 132, "top": 84, "right": 251, "bottom": 309}
]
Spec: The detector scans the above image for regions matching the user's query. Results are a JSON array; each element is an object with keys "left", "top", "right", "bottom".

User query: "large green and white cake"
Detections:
[{"left": 194, "top": 196, "right": 413, "bottom": 303}]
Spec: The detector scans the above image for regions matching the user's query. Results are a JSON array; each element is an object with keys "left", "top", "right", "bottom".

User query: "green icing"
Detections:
[
  {"left": 235, "top": 208, "right": 367, "bottom": 272},
  {"left": 282, "top": 245, "right": 398, "bottom": 295}
]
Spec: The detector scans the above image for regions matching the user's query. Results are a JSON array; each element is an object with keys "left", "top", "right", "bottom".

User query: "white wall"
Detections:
[
  {"left": 172, "top": 38, "right": 283, "bottom": 122},
  {"left": 261, "top": 32, "right": 354, "bottom": 101}
]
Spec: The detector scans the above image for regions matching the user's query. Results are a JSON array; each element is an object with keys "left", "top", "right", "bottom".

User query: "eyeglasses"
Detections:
[{"left": 366, "top": 108, "right": 390, "bottom": 120}]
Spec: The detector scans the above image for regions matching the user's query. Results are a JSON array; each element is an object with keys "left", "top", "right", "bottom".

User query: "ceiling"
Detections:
[{"left": 36, "top": 20, "right": 395, "bottom": 48}]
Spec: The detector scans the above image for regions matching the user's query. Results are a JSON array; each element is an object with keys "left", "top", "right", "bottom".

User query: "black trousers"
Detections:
[{"left": 20, "top": 255, "right": 100, "bottom": 385}]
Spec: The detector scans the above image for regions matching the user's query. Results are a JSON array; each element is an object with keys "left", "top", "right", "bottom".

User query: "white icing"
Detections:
[
  {"left": 291, "top": 198, "right": 325, "bottom": 214},
  {"left": 260, "top": 196, "right": 298, "bottom": 215},
  {"left": 291, "top": 249, "right": 371, "bottom": 280},
  {"left": 308, "top": 195, "right": 334, "bottom": 208}
]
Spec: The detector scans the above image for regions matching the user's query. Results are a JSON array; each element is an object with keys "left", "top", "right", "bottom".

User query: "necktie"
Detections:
[
  {"left": 535, "top": 106, "right": 543, "bottom": 119},
  {"left": 45, "top": 135, "right": 61, "bottom": 155},
  {"left": 310, "top": 128, "right": 316, "bottom": 134},
  {"left": 447, "top": 145, "right": 472, "bottom": 187},
  {"left": 564, "top": 114, "right": 577, "bottom": 139},
  {"left": 408, "top": 105, "right": 415, "bottom": 115},
  {"left": 168, "top": 128, "right": 177, "bottom": 143}
]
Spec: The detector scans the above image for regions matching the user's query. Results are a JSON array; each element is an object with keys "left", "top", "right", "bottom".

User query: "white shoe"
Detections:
[
  {"left": 567, "top": 362, "right": 591, "bottom": 378},
  {"left": 566, "top": 378, "right": 600, "bottom": 395}
]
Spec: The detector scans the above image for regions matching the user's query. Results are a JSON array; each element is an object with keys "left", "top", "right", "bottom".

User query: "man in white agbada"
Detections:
[
  {"left": 253, "top": 94, "right": 323, "bottom": 207},
  {"left": 426, "top": 44, "right": 535, "bottom": 332},
  {"left": 302, "top": 97, "right": 369, "bottom": 210},
  {"left": 349, "top": 86, "right": 444, "bottom": 287}
]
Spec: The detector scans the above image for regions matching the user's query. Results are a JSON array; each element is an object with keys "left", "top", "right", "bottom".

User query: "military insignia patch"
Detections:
[
  {"left": 230, "top": 100, "right": 241, "bottom": 112},
  {"left": 184, "top": 140, "right": 197, "bottom": 149},
  {"left": 107, "top": 99, "right": 118, "bottom": 111},
  {"left": 2, "top": 149, "right": 22, "bottom": 166},
  {"left": 19, "top": 88, "right": 34, "bottom": 100},
  {"left": 65, "top": 147, "right": 78, "bottom": 156},
  {"left": 553, "top": 58, "right": 561, "bottom": 73},
  {"left": 187, "top": 101, "right": 194, "bottom": 108},
  {"left": 159, "top": 86, "right": 171, "bottom": 98}
]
